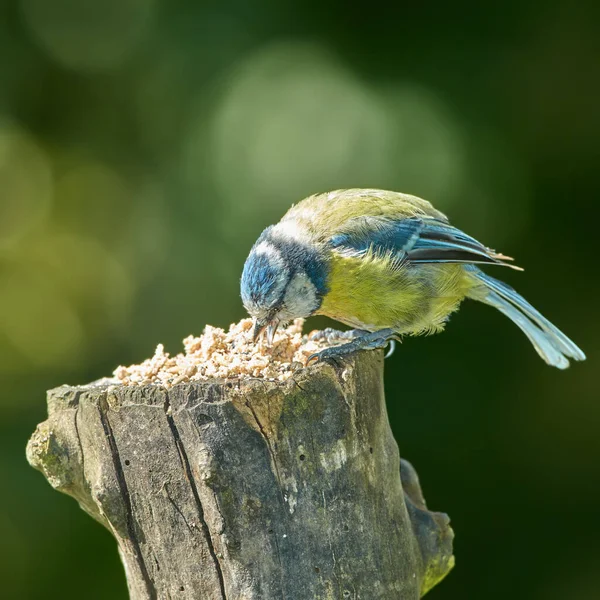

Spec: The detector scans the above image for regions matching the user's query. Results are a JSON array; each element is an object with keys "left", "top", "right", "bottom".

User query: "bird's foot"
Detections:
[
  {"left": 308, "top": 328, "right": 364, "bottom": 344},
  {"left": 307, "top": 329, "right": 400, "bottom": 365}
]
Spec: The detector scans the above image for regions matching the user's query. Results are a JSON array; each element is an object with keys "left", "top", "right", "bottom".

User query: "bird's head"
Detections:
[{"left": 241, "top": 224, "right": 328, "bottom": 344}]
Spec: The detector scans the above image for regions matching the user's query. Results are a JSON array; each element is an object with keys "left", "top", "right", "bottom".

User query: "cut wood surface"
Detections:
[{"left": 27, "top": 351, "right": 454, "bottom": 599}]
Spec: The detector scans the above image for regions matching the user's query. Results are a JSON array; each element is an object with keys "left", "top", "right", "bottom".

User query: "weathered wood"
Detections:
[{"left": 27, "top": 351, "right": 454, "bottom": 599}]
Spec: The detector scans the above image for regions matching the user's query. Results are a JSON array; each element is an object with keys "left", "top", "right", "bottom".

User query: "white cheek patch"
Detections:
[{"left": 282, "top": 272, "right": 319, "bottom": 319}]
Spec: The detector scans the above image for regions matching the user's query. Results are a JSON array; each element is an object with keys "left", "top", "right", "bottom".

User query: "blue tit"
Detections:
[{"left": 240, "top": 189, "right": 585, "bottom": 369}]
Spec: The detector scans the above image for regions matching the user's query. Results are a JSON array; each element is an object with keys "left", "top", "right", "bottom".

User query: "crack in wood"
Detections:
[
  {"left": 243, "top": 395, "right": 289, "bottom": 599},
  {"left": 245, "top": 398, "right": 285, "bottom": 492},
  {"left": 162, "top": 482, "right": 198, "bottom": 537},
  {"left": 98, "top": 396, "right": 157, "bottom": 600},
  {"left": 290, "top": 376, "right": 306, "bottom": 393},
  {"left": 164, "top": 393, "right": 228, "bottom": 600},
  {"left": 73, "top": 406, "right": 86, "bottom": 484},
  {"left": 212, "top": 491, "right": 226, "bottom": 535}
]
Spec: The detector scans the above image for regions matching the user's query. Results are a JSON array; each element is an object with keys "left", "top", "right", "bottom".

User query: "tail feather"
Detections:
[
  {"left": 469, "top": 270, "right": 586, "bottom": 369},
  {"left": 484, "top": 292, "right": 571, "bottom": 369}
]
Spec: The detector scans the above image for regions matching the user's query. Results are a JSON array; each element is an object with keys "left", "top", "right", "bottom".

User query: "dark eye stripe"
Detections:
[{"left": 266, "top": 236, "right": 329, "bottom": 297}]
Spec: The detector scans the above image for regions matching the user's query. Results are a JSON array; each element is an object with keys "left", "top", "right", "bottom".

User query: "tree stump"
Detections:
[{"left": 27, "top": 351, "right": 454, "bottom": 599}]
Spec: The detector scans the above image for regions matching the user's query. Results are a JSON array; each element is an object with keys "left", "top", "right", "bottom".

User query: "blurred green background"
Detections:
[{"left": 1, "top": 0, "right": 598, "bottom": 598}]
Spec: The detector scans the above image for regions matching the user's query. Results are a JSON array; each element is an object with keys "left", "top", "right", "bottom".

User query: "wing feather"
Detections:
[{"left": 329, "top": 216, "right": 522, "bottom": 270}]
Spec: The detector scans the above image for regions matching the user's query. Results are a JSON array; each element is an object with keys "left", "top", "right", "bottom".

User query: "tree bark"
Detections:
[{"left": 27, "top": 351, "right": 454, "bottom": 599}]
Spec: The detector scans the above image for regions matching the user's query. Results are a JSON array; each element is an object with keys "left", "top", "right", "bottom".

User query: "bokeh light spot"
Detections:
[
  {"left": 35, "top": 232, "right": 135, "bottom": 335},
  {"left": 54, "top": 161, "right": 133, "bottom": 238},
  {"left": 0, "top": 120, "right": 52, "bottom": 249},
  {"left": 0, "top": 270, "right": 84, "bottom": 369},
  {"left": 53, "top": 159, "right": 169, "bottom": 284},
  {"left": 202, "top": 41, "right": 394, "bottom": 236}
]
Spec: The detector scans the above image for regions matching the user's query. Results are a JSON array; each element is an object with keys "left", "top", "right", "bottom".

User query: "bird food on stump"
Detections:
[{"left": 27, "top": 319, "right": 454, "bottom": 599}]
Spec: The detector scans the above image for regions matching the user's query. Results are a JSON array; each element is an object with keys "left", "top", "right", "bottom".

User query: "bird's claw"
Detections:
[
  {"left": 307, "top": 347, "right": 347, "bottom": 367},
  {"left": 306, "top": 352, "right": 320, "bottom": 366},
  {"left": 308, "top": 356, "right": 343, "bottom": 370},
  {"left": 307, "top": 329, "right": 400, "bottom": 365},
  {"left": 385, "top": 340, "right": 396, "bottom": 359},
  {"left": 384, "top": 334, "right": 402, "bottom": 359}
]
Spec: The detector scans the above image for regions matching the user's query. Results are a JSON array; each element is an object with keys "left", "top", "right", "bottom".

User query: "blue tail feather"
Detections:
[{"left": 469, "top": 270, "right": 585, "bottom": 368}]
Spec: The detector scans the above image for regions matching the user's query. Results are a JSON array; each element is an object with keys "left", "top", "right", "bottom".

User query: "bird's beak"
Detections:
[
  {"left": 253, "top": 318, "right": 268, "bottom": 343},
  {"left": 266, "top": 320, "right": 279, "bottom": 345},
  {"left": 252, "top": 318, "right": 280, "bottom": 345}
]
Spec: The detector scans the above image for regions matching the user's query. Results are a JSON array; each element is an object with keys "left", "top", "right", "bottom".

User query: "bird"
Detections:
[{"left": 240, "top": 189, "right": 585, "bottom": 369}]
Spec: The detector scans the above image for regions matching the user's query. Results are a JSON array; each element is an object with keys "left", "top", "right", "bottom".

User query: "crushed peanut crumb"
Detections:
[{"left": 113, "top": 319, "right": 337, "bottom": 387}]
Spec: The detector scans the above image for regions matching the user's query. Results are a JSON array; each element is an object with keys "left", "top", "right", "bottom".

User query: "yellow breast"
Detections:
[{"left": 318, "top": 250, "right": 474, "bottom": 334}]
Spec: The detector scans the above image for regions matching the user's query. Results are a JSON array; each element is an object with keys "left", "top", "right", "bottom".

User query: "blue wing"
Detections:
[{"left": 329, "top": 216, "right": 521, "bottom": 270}]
